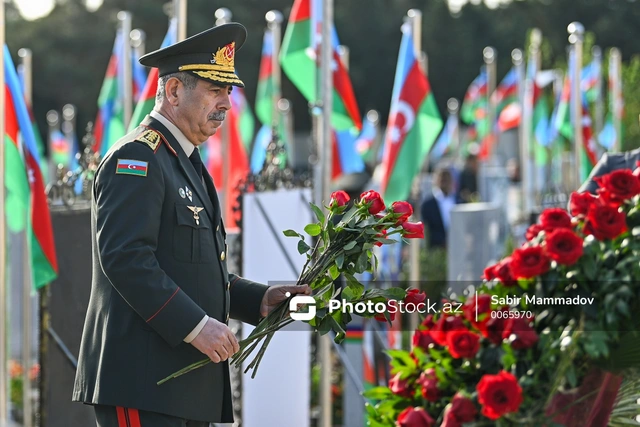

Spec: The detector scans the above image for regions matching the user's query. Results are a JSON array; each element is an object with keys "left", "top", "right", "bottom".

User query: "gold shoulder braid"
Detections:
[{"left": 136, "top": 129, "right": 161, "bottom": 152}]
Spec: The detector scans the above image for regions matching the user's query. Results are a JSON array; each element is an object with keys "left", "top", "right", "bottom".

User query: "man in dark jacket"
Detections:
[
  {"left": 72, "top": 24, "right": 309, "bottom": 426},
  {"left": 421, "top": 167, "right": 461, "bottom": 248}
]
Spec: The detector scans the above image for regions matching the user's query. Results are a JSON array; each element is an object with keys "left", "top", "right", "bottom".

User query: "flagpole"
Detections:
[
  {"left": 266, "top": 10, "right": 283, "bottom": 131},
  {"left": 407, "top": 7, "right": 422, "bottom": 339},
  {"left": 319, "top": 0, "right": 334, "bottom": 425},
  {"left": 610, "top": 47, "right": 622, "bottom": 152},
  {"left": 568, "top": 22, "right": 584, "bottom": 190},
  {"left": 175, "top": 0, "right": 187, "bottom": 42},
  {"left": 17, "top": 46, "right": 35, "bottom": 427},
  {"left": 118, "top": 11, "right": 133, "bottom": 132},
  {"left": 483, "top": 46, "right": 497, "bottom": 163},
  {"left": 447, "top": 98, "right": 460, "bottom": 162},
  {"left": 592, "top": 46, "right": 603, "bottom": 146},
  {"left": 131, "top": 29, "right": 146, "bottom": 58},
  {"left": 215, "top": 7, "right": 231, "bottom": 223},
  {"left": 0, "top": 0, "right": 8, "bottom": 423}
]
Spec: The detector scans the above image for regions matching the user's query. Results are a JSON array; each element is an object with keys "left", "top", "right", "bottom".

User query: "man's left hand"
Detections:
[{"left": 260, "top": 284, "right": 312, "bottom": 318}]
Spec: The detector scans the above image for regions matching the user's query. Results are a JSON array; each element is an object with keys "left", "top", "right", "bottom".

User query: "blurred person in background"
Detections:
[{"left": 420, "top": 167, "right": 461, "bottom": 248}]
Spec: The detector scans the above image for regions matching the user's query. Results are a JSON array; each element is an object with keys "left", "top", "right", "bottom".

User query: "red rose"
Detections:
[
  {"left": 595, "top": 169, "right": 640, "bottom": 203},
  {"left": 483, "top": 264, "right": 497, "bottom": 281},
  {"left": 569, "top": 191, "right": 598, "bottom": 216},
  {"left": 402, "top": 221, "right": 425, "bottom": 239},
  {"left": 329, "top": 190, "right": 350, "bottom": 208},
  {"left": 585, "top": 203, "right": 627, "bottom": 240},
  {"left": 446, "top": 330, "right": 481, "bottom": 359},
  {"left": 463, "top": 294, "right": 492, "bottom": 328},
  {"left": 420, "top": 314, "right": 435, "bottom": 330},
  {"left": 482, "top": 307, "right": 508, "bottom": 345},
  {"left": 374, "top": 229, "right": 388, "bottom": 247},
  {"left": 374, "top": 300, "right": 397, "bottom": 322},
  {"left": 510, "top": 246, "right": 550, "bottom": 279},
  {"left": 544, "top": 228, "right": 584, "bottom": 265},
  {"left": 412, "top": 330, "right": 436, "bottom": 350},
  {"left": 417, "top": 369, "right": 439, "bottom": 402},
  {"left": 539, "top": 208, "right": 572, "bottom": 230},
  {"left": 430, "top": 315, "right": 466, "bottom": 346},
  {"left": 405, "top": 289, "right": 427, "bottom": 305},
  {"left": 492, "top": 257, "right": 518, "bottom": 286},
  {"left": 503, "top": 317, "right": 538, "bottom": 350},
  {"left": 389, "top": 372, "right": 414, "bottom": 398},
  {"left": 477, "top": 371, "right": 523, "bottom": 420},
  {"left": 525, "top": 223, "right": 545, "bottom": 241},
  {"left": 440, "top": 411, "right": 462, "bottom": 427},
  {"left": 396, "top": 407, "right": 435, "bottom": 427},
  {"left": 391, "top": 201, "right": 414, "bottom": 225},
  {"left": 360, "top": 190, "right": 386, "bottom": 214},
  {"left": 449, "top": 393, "right": 478, "bottom": 422}
]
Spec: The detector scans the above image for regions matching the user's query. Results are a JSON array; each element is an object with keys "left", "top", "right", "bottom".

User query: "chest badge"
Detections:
[
  {"left": 187, "top": 206, "right": 205, "bottom": 225},
  {"left": 185, "top": 186, "right": 193, "bottom": 202},
  {"left": 178, "top": 188, "right": 186, "bottom": 199}
]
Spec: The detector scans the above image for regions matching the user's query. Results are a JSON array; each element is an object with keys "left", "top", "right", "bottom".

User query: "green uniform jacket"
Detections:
[{"left": 72, "top": 115, "right": 268, "bottom": 423}]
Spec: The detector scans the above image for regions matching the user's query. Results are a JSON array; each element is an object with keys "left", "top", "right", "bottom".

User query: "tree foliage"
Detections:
[{"left": 5, "top": 0, "right": 640, "bottom": 148}]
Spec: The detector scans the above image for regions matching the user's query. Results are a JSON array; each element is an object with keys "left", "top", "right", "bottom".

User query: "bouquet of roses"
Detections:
[
  {"left": 365, "top": 167, "right": 640, "bottom": 426},
  {"left": 158, "top": 190, "right": 423, "bottom": 384}
]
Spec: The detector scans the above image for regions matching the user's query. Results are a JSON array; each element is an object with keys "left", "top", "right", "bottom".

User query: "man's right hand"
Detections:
[{"left": 190, "top": 317, "right": 239, "bottom": 363}]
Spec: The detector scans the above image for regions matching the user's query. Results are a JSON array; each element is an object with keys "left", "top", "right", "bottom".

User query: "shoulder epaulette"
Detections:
[{"left": 134, "top": 129, "right": 162, "bottom": 152}]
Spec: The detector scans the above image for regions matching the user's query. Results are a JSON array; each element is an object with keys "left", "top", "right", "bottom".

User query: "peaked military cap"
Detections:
[{"left": 139, "top": 23, "right": 247, "bottom": 87}]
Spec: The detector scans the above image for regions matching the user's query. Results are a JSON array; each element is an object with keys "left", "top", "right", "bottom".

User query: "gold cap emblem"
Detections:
[{"left": 211, "top": 42, "right": 235, "bottom": 70}]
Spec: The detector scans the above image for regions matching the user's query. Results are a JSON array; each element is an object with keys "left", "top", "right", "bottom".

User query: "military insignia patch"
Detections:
[
  {"left": 116, "top": 159, "right": 148, "bottom": 177},
  {"left": 136, "top": 129, "right": 161, "bottom": 151}
]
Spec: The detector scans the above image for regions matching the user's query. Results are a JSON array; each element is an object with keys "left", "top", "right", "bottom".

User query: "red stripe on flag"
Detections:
[
  {"left": 5, "top": 86, "right": 19, "bottom": 144},
  {"left": 381, "top": 62, "right": 428, "bottom": 193},
  {"left": 331, "top": 131, "right": 342, "bottom": 179},
  {"left": 258, "top": 55, "right": 273, "bottom": 80},
  {"left": 333, "top": 51, "right": 362, "bottom": 130},
  {"left": 116, "top": 407, "right": 128, "bottom": 427},
  {"left": 127, "top": 409, "right": 142, "bottom": 427},
  {"left": 26, "top": 152, "right": 59, "bottom": 274},
  {"left": 289, "top": 0, "right": 310, "bottom": 23}
]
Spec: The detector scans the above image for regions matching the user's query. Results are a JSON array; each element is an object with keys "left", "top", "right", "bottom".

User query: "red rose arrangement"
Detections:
[{"left": 365, "top": 168, "right": 640, "bottom": 425}]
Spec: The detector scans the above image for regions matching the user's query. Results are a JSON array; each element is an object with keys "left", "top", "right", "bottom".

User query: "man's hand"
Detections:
[
  {"left": 190, "top": 317, "right": 239, "bottom": 363},
  {"left": 260, "top": 284, "right": 312, "bottom": 318}
]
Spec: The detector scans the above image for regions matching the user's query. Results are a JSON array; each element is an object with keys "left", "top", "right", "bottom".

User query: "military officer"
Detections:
[{"left": 72, "top": 23, "right": 310, "bottom": 427}]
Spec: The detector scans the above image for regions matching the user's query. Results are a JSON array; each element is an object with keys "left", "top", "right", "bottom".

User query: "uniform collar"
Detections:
[{"left": 150, "top": 110, "right": 196, "bottom": 157}]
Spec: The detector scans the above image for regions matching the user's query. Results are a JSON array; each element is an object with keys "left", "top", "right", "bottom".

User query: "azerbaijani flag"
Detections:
[
  {"left": 128, "top": 18, "right": 178, "bottom": 131},
  {"left": 280, "top": 0, "right": 362, "bottom": 131},
  {"left": 334, "top": 127, "right": 365, "bottom": 177},
  {"left": 493, "top": 67, "right": 520, "bottom": 132},
  {"left": 231, "top": 87, "right": 255, "bottom": 154},
  {"left": 255, "top": 28, "right": 275, "bottom": 126},
  {"left": 430, "top": 113, "right": 458, "bottom": 163},
  {"left": 355, "top": 114, "right": 378, "bottom": 165},
  {"left": 50, "top": 128, "right": 71, "bottom": 168},
  {"left": 4, "top": 45, "right": 58, "bottom": 288},
  {"left": 132, "top": 48, "right": 148, "bottom": 102},
  {"left": 380, "top": 23, "right": 443, "bottom": 203},
  {"left": 93, "top": 29, "right": 126, "bottom": 156},
  {"left": 581, "top": 59, "right": 600, "bottom": 103},
  {"left": 460, "top": 68, "right": 488, "bottom": 125}
]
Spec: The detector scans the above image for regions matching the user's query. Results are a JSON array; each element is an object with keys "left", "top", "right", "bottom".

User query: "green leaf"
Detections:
[
  {"left": 566, "top": 364, "right": 577, "bottom": 388},
  {"left": 329, "top": 264, "right": 340, "bottom": 280},
  {"left": 362, "top": 387, "right": 393, "bottom": 401},
  {"left": 344, "top": 240, "right": 357, "bottom": 250},
  {"left": 298, "top": 240, "right": 311, "bottom": 254},
  {"left": 304, "top": 223, "right": 322, "bottom": 236},
  {"left": 310, "top": 203, "right": 325, "bottom": 225},
  {"left": 283, "top": 229, "right": 300, "bottom": 238},
  {"left": 355, "top": 250, "right": 369, "bottom": 273},
  {"left": 336, "top": 253, "right": 345, "bottom": 269}
]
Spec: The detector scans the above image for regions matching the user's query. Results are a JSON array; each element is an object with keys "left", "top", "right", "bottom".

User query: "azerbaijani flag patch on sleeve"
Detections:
[{"left": 116, "top": 159, "right": 148, "bottom": 176}]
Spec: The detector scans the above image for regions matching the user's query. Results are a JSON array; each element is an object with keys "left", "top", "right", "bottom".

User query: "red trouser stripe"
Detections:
[
  {"left": 127, "top": 408, "right": 142, "bottom": 427},
  {"left": 116, "top": 407, "right": 128, "bottom": 427}
]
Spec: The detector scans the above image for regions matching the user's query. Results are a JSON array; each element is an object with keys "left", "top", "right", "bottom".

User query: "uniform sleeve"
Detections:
[
  {"left": 578, "top": 153, "right": 609, "bottom": 195},
  {"left": 95, "top": 143, "right": 206, "bottom": 347},
  {"left": 228, "top": 273, "right": 268, "bottom": 326}
]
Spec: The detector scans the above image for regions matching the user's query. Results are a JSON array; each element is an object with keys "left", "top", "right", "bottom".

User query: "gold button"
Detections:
[{"left": 220, "top": 251, "right": 226, "bottom": 261}]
